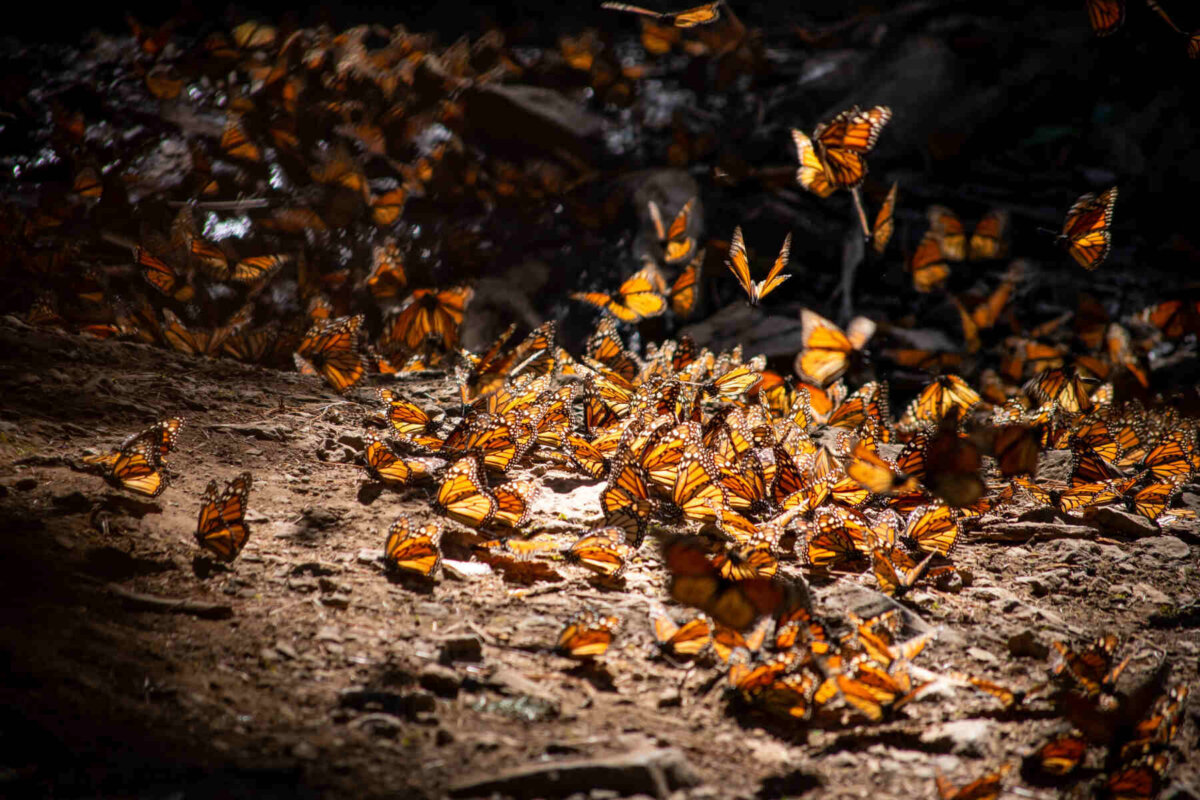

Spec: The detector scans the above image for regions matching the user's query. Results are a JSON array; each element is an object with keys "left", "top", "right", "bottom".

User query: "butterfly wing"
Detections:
[
  {"left": 872, "top": 182, "right": 898, "bottom": 255},
  {"left": 791, "top": 129, "right": 836, "bottom": 198},
  {"left": 1061, "top": 187, "right": 1117, "bottom": 270}
]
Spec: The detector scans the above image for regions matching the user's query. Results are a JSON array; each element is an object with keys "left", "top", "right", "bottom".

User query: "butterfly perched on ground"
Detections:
[
  {"left": 600, "top": 1, "right": 722, "bottom": 27},
  {"left": 1057, "top": 187, "right": 1117, "bottom": 270},
  {"left": 565, "top": 527, "right": 633, "bottom": 578},
  {"left": 84, "top": 419, "right": 182, "bottom": 497},
  {"left": 662, "top": 535, "right": 799, "bottom": 631},
  {"left": 381, "top": 287, "right": 474, "bottom": 353},
  {"left": 363, "top": 431, "right": 437, "bottom": 486},
  {"left": 383, "top": 517, "right": 442, "bottom": 577},
  {"left": 647, "top": 197, "right": 698, "bottom": 264},
  {"left": 934, "top": 764, "right": 1012, "bottom": 800},
  {"left": 434, "top": 456, "right": 497, "bottom": 528},
  {"left": 195, "top": 472, "right": 253, "bottom": 561},
  {"left": 571, "top": 267, "right": 667, "bottom": 322},
  {"left": 725, "top": 226, "right": 792, "bottom": 306},
  {"left": 925, "top": 206, "right": 1011, "bottom": 262},
  {"left": 556, "top": 610, "right": 620, "bottom": 658},
  {"left": 294, "top": 315, "right": 367, "bottom": 394},
  {"left": 1099, "top": 754, "right": 1170, "bottom": 800},
  {"left": 162, "top": 309, "right": 241, "bottom": 357},
  {"left": 794, "top": 309, "right": 875, "bottom": 387},
  {"left": 809, "top": 105, "right": 893, "bottom": 190},
  {"left": 1024, "top": 730, "right": 1089, "bottom": 777},
  {"left": 377, "top": 389, "right": 436, "bottom": 435},
  {"left": 650, "top": 607, "right": 712, "bottom": 658}
]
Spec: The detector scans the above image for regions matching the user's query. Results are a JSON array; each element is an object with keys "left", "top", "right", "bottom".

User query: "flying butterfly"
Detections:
[
  {"left": 794, "top": 309, "right": 875, "bottom": 387},
  {"left": 725, "top": 226, "right": 793, "bottom": 306},
  {"left": 556, "top": 610, "right": 620, "bottom": 659},
  {"left": 601, "top": 1, "right": 722, "bottom": 27},
  {"left": 571, "top": 267, "right": 667, "bottom": 323},
  {"left": 1051, "top": 634, "right": 1131, "bottom": 697},
  {"left": 647, "top": 197, "right": 698, "bottom": 264},
  {"left": 1057, "top": 187, "right": 1117, "bottom": 270},
  {"left": 295, "top": 315, "right": 367, "bottom": 394},
  {"left": 195, "top": 472, "right": 253, "bottom": 561},
  {"left": 85, "top": 430, "right": 172, "bottom": 498},
  {"left": 383, "top": 517, "right": 442, "bottom": 577},
  {"left": 811, "top": 105, "right": 893, "bottom": 189},
  {"left": 1099, "top": 754, "right": 1170, "bottom": 800},
  {"left": 908, "top": 233, "right": 950, "bottom": 293},
  {"left": 791, "top": 128, "right": 836, "bottom": 198},
  {"left": 381, "top": 287, "right": 474, "bottom": 353},
  {"left": 137, "top": 248, "right": 194, "bottom": 302},
  {"left": 872, "top": 182, "right": 898, "bottom": 256},
  {"left": 1085, "top": 0, "right": 1125, "bottom": 36},
  {"left": 669, "top": 254, "right": 702, "bottom": 317}
]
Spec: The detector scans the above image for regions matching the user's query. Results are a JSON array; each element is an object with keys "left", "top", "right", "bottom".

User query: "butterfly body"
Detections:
[{"left": 195, "top": 472, "right": 253, "bottom": 561}]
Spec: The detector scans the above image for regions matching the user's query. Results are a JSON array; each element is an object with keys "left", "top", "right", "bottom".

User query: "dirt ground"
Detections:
[{"left": 0, "top": 316, "right": 1195, "bottom": 800}]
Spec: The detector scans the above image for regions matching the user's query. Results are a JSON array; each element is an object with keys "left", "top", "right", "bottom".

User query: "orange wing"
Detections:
[
  {"left": 909, "top": 233, "right": 950, "bottom": 293},
  {"left": 872, "top": 182, "right": 898, "bottom": 255},
  {"left": 670, "top": 255, "right": 701, "bottom": 317},
  {"left": 1060, "top": 187, "right": 1117, "bottom": 270},
  {"left": 384, "top": 517, "right": 442, "bottom": 577},
  {"left": 927, "top": 205, "right": 966, "bottom": 261},
  {"left": 813, "top": 105, "right": 892, "bottom": 189},
  {"left": 1085, "top": 0, "right": 1125, "bottom": 36},
  {"left": 295, "top": 315, "right": 367, "bottom": 394},
  {"left": 791, "top": 129, "right": 836, "bottom": 197},
  {"left": 195, "top": 472, "right": 253, "bottom": 561}
]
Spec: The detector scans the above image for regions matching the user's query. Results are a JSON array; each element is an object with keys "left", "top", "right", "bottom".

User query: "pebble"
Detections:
[
  {"left": 439, "top": 635, "right": 483, "bottom": 664},
  {"left": 919, "top": 720, "right": 994, "bottom": 756},
  {"left": 291, "top": 741, "right": 320, "bottom": 760},
  {"left": 419, "top": 664, "right": 461, "bottom": 697},
  {"left": 15, "top": 477, "right": 37, "bottom": 491},
  {"left": 1132, "top": 582, "right": 1171, "bottom": 605},
  {"left": 1084, "top": 507, "right": 1159, "bottom": 538},
  {"left": 966, "top": 647, "right": 998, "bottom": 664}
]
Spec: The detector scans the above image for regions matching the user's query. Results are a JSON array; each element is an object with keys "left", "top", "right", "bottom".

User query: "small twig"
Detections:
[
  {"left": 106, "top": 583, "right": 233, "bottom": 619},
  {"left": 849, "top": 186, "right": 871, "bottom": 240},
  {"left": 165, "top": 198, "right": 273, "bottom": 211}
]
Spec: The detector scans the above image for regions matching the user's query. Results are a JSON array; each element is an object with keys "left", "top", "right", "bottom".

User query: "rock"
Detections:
[
  {"left": 339, "top": 688, "right": 436, "bottom": 718},
  {"left": 656, "top": 689, "right": 681, "bottom": 709},
  {"left": 439, "top": 635, "right": 483, "bottom": 664},
  {"left": 1017, "top": 506, "right": 1067, "bottom": 523},
  {"left": 419, "top": 664, "right": 461, "bottom": 697},
  {"left": 348, "top": 712, "right": 405, "bottom": 738},
  {"left": 528, "top": 480, "right": 605, "bottom": 529},
  {"left": 978, "top": 522, "right": 1096, "bottom": 542},
  {"left": 1007, "top": 630, "right": 1049, "bottom": 659},
  {"left": 442, "top": 559, "right": 494, "bottom": 580},
  {"left": 316, "top": 626, "right": 343, "bottom": 643},
  {"left": 337, "top": 433, "right": 367, "bottom": 451},
  {"left": 1132, "top": 582, "right": 1171, "bottom": 605},
  {"left": 436, "top": 728, "right": 455, "bottom": 746},
  {"left": 291, "top": 741, "right": 320, "bottom": 760},
  {"left": 919, "top": 720, "right": 994, "bottom": 757},
  {"left": 215, "top": 422, "right": 290, "bottom": 441},
  {"left": 965, "top": 647, "right": 998, "bottom": 664},
  {"left": 319, "top": 594, "right": 351, "bottom": 610},
  {"left": 462, "top": 83, "right": 605, "bottom": 163},
  {"left": 1083, "top": 507, "right": 1159, "bottom": 538},
  {"left": 52, "top": 491, "right": 92, "bottom": 513},
  {"left": 357, "top": 548, "right": 385, "bottom": 566},
  {"left": 1133, "top": 536, "right": 1191, "bottom": 561},
  {"left": 447, "top": 747, "right": 701, "bottom": 799},
  {"left": 1042, "top": 539, "right": 1101, "bottom": 563},
  {"left": 1013, "top": 576, "right": 1049, "bottom": 597},
  {"left": 15, "top": 477, "right": 37, "bottom": 491}
]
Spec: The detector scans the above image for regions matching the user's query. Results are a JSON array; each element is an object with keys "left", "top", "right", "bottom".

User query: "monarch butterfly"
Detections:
[
  {"left": 712, "top": 534, "right": 779, "bottom": 581},
  {"left": 222, "top": 324, "right": 278, "bottom": 363},
  {"left": 899, "top": 374, "right": 981, "bottom": 430},
  {"left": 382, "top": 287, "right": 474, "bottom": 353},
  {"left": 903, "top": 504, "right": 961, "bottom": 557},
  {"left": 949, "top": 672, "right": 1034, "bottom": 711},
  {"left": 926, "top": 205, "right": 967, "bottom": 262},
  {"left": 662, "top": 445, "right": 725, "bottom": 524},
  {"left": 991, "top": 423, "right": 1041, "bottom": 478},
  {"left": 1099, "top": 754, "right": 1170, "bottom": 800},
  {"left": 791, "top": 128, "right": 836, "bottom": 198},
  {"left": 846, "top": 437, "right": 911, "bottom": 496},
  {"left": 934, "top": 764, "right": 1012, "bottom": 800},
  {"left": 1069, "top": 437, "right": 1127, "bottom": 488},
  {"left": 556, "top": 610, "right": 620, "bottom": 659},
  {"left": 906, "top": 232, "right": 951, "bottom": 294},
  {"left": 826, "top": 380, "right": 892, "bottom": 437},
  {"left": 587, "top": 318, "right": 640, "bottom": 382},
  {"left": 1024, "top": 367, "right": 1098, "bottom": 415},
  {"left": 725, "top": 226, "right": 792, "bottom": 306},
  {"left": 601, "top": 1, "right": 722, "bottom": 27},
  {"left": 1051, "top": 634, "right": 1130, "bottom": 697},
  {"left": 704, "top": 364, "right": 763, "bottom": 399},
  {"left": 161, "top": 308, "right": 237, "bottom": 357},
  {"left": 1058, "top": 187, "right": 1117, "bottom": 270},
  {"left": 794, "top": 309, "right": 875, "bottom": 387},
  {"left": 567, "top": 434, "right": 609, "bottom": 479},
  {"left": 1085, "top": 0, "right": 1125, "bottom": 36},
  {"left": 115, "top": 417, "right": 184, "bottom": 463},
  {"left": 811, "top": 105, "right": 892, "bottom": 189},
  {"left": 383, "top": 517, "right": 442, "bottom": 577},
  {"left": 1119, "top": 684, "right": 1189, "bottom": 760},
  {"left": 647, "top": 197, "right": 697, "bottom": 264},
  {"left": 491, "top": 479, "right": 536, "bottom": 528},
  {"left": 1135, "top": 432, "right": 1195, "bottom": 482},
  {"left": 1026, "top": 730, "right": 1088, "bottom": 777},
  {"left": 871, "top": 548, "right": 934, "bottom": 597},
  {"left": 565, "top": 528, "right": 632, "bottom": 578},
  {"left": 728, "top": 650, "right": 800, "bottom": 697},
  {"left": 872, "top": 182, "right": 898, "bottom": 255},
  {"left": 571, "top": 267, "right": 667, "bottom": 323},
  {"left": 378, "top": 389, "right": 435, "bottom": 435},
  {"left": 662, "top": 536, "right": 795, "bottom": 631},
  {"left": 650, "top": 609, "right": 713, "bottom": 658},
  {"left": 363, "top": 431, "right": 435, "bottom": 486},
  {"left": 137, "top": 248, "right": 194, "bottom": 302},
  {"left": 364, "top": 242, "right": 407, "bottom": 299},
  {"left": 371, "top": 187, "right": 408, "bottom": 226},
  {"left": 773, "top": 602, "right": 831, "bottom": 654},
  {"left": 195, "top": 472, "right": 253, "bottom": 561},
  {"left": 434, "top": 456, "right": 497, "bottom": 528},
  {"left": 755, "top": 672, "right": 818, "bottom": 720},
  {"left": 190, "top": 240, "right": 289, "bottom": 284},
  {"left": 1136, "top": 298, "right": 1200, "bottom": 340},
  {"left": 295, "top": 315, "right": 367, "bottom": 394},
  {"left": 221, "top": 113, "right": 261, "bottom": 162},
  {"left": 711, "top": 617, "right": 770, "bottom": 662},
  {"left": 669, "top": 255, "right": 701, "bottom": 317},
  {"left": 969, "top": 209, "right": 1010, "bottom": 260},
  {"left": 803, "top": 509, "right": 863, "bottom": 568},
  {"left": 601, "top": 457, "right": 655, "bottom": 544},
  {"left": 86, "top": 436, "right": 170, "bottom": 497},
  {"left": 923, "top": 425, "right": 985, "bottom": 508}
]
